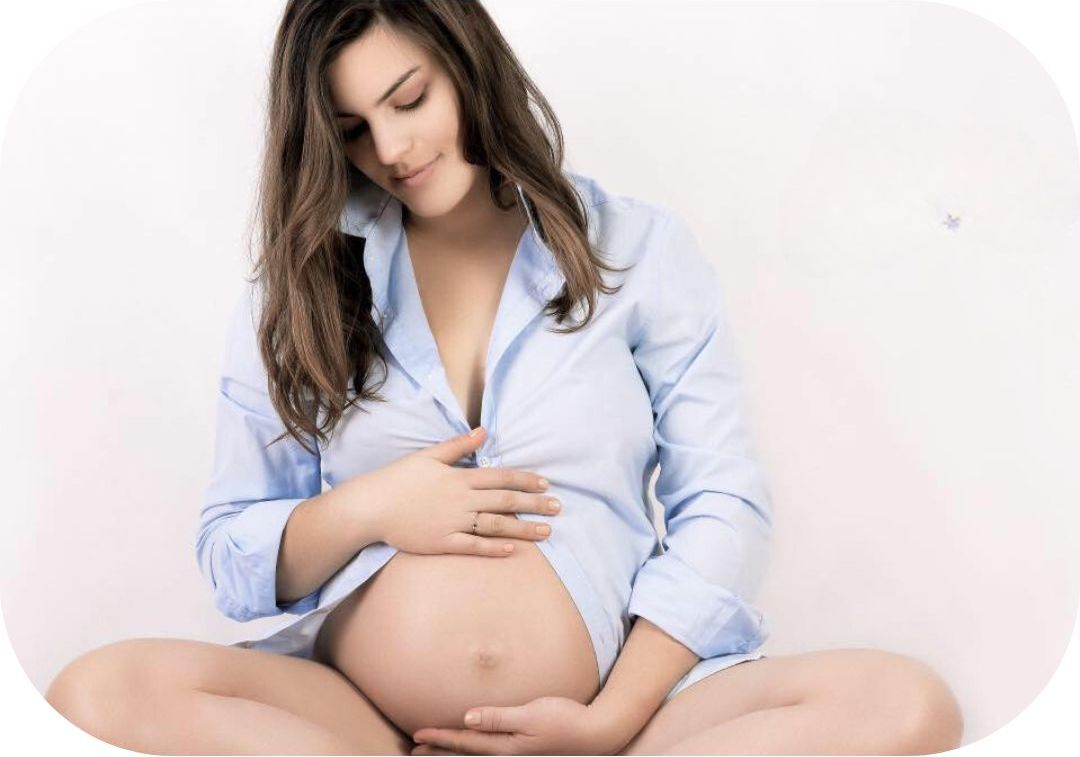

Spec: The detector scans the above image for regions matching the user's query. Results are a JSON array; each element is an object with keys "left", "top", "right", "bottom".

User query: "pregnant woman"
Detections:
[{"left": 44, "top": 1, "right": 964, "bottom": 755}]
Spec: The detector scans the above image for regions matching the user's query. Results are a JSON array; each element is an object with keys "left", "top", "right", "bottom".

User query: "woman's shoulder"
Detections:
[
  {"left": 568, "top": 170, "right": 676, "bottom": 269},
  {"left": 567, "top": 169, "right": 662, "bottom": 217}
]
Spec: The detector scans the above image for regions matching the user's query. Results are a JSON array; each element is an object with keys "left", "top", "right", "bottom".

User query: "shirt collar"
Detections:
[{"left": 339, "top": 177, "right": 584, "bottom": 319}]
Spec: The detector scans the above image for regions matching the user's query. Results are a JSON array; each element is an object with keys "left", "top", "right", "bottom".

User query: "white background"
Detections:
[{"left": 2, "top": 0, "right": 1077, "bottom": 754}]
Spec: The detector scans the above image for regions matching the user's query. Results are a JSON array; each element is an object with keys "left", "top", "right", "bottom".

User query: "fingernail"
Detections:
[
  {"left": 469, "top": 427, "right": 482, "bottom": 437},
  {"left": 538, "top": 477, "right": 549, "bottom": 489},
  {"left": 465, "top": 711, "right": 480, "bottom": 725}
]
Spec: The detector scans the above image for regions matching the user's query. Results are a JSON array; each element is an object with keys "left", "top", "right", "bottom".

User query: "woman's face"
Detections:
[{"left": 326, "top": 22, "right": 478, "bottom": 217}]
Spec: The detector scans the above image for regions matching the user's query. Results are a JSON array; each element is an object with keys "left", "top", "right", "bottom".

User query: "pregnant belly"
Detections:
[{"left": 312, "top": 540, "right": 601, "bottom": 737}]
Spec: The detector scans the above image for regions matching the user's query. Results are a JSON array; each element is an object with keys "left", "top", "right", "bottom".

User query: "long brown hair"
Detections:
[{"left": 250, "top": 0, "right": 632, "bottom": 455}]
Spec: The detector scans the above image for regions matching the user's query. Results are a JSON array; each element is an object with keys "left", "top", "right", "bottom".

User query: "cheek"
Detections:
[
  {"left": 345, "top": 143, "right": 372, "bottom": 173},
  {"left": 428, "top": 91, "right": 460, "bottom": 142}
]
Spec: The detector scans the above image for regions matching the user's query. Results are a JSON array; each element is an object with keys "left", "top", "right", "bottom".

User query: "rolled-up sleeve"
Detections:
[
  {"left": 627, "top": 207, "right": 773, "bottom": 659},
  {"left": 194, "top": 284, "right": 322, "bottom": 622}
]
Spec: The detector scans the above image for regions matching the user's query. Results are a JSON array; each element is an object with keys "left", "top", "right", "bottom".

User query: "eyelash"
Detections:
[{"left": 342, "top": 89, "right": 428, "bottom": 142}]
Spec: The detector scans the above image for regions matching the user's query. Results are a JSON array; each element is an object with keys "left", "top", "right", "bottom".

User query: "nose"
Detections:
[{"left": 370, "top": 126, "right": 413, "bottom": 174}]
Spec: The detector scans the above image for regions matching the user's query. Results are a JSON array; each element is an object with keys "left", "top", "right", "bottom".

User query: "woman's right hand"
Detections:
[{"left": 365, "top": 427, "right": 562, "bottom": 557}]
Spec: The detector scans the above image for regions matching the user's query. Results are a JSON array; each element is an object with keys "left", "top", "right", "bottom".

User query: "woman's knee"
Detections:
[
  {"left": 856, "top": 650, "right": 964, "bottom": 753},
  {"left": 45, "top": 639, "right": 168, "bottom": 729},
  {"left": 897, "top": 660, "right": 965, "bottom": 752}
]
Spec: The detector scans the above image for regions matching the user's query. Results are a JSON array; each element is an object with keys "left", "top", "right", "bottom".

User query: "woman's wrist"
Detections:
[
  {"left": 336, "top": 471, "right": 389, "bottom": 550},
  {"left": 587, "top": 700, "right": 645, "bottom": 755}
]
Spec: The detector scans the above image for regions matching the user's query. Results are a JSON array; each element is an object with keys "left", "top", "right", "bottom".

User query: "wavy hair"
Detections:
[{"left": 249, "top": 0, "right": 632, "bottom": 455}]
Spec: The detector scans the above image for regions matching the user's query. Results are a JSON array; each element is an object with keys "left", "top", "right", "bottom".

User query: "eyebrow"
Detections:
[{"left": 334, "top": 65, "right": 421, "bottom": 118}]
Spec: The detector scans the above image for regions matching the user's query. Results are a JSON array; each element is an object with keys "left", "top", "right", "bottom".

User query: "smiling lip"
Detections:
[{"left": 394, "top": 156, "right": 439, "bottom": 187}]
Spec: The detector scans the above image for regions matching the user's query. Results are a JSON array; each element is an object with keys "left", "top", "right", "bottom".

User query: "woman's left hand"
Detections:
[{"left": 411, "top": 696, "right": 623, "bottom": 755}]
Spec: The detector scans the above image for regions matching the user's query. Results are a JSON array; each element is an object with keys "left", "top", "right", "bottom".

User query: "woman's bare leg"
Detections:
[
  {"left": 44, "top": 638, "right": 411, "bottom": 755},
  {"left": 73, "top": 687, "right": 363, "bottom": 755}
]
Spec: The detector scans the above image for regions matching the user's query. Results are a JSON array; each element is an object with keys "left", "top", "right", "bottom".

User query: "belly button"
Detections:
[{"left": 467, "top": 640, "right": 508, "bottom": 671}]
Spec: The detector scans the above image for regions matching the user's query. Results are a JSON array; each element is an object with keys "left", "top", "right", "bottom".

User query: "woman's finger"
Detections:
[{"left": 412, "top": 746, "right": 458, "bottom": 756}]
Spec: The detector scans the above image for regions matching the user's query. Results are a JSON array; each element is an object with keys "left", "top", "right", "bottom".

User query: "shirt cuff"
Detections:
[
  {"left": 627, "top": 550, "right": 769, "bottom": 659},
  {"left": 220, "top": 496, "right": 321, "bottom": 620}
]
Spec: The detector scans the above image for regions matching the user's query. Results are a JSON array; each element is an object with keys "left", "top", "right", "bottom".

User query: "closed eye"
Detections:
[{"left": 342, "top": 89, "right": 428, "bottom": 143}]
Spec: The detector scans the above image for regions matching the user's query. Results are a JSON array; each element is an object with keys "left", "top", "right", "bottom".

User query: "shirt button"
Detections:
[{"left": 477, "top": 456, "right": 491, "bottom": 467}]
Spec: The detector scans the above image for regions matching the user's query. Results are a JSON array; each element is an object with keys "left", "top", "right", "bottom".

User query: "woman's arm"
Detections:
[
  {"left": 588, "top": 617, "right": 699, "bottom": 745},
  {"left": 196, "top": 285, "right": 366, "bottom": 620},
  {"left": 592, "top": 206, "right": 773, "bottom": 736},
  {"left": 274, "top": 474, "right": 382, "bottom": 605}
]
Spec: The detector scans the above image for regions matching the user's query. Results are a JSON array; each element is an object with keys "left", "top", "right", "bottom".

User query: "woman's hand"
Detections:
[
  {"left": 410, "top": 696, "right": 624, "bottom": 756},
  {"left": 363, "top": 426, "right": 562, "bottom": 558}
]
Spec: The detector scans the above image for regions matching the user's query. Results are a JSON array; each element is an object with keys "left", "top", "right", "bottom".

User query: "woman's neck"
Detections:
[{"left": 402, "top": 175, "right": 523, "bottom": 250}]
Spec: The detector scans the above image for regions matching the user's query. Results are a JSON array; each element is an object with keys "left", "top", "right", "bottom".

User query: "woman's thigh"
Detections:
[{"left": 46, "top": 636, "right": 411, "bottom": 755}]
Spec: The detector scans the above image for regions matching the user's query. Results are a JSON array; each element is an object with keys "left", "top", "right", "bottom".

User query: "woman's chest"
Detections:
[
  {"left": 320, "top": 294, "right": 654, "bottom": 487},
  {"left": 409, "top": 242, "right": 513, "bottom": 431}
]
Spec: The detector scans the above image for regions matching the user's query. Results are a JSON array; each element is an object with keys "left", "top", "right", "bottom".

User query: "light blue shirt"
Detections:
[{"left": 196, "top": 171, "right": 773, "bottom": 686}]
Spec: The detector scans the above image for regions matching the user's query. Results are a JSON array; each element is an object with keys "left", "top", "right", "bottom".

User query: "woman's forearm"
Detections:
[
  {"left": 589, "top": 617, "right": 700, "bottom": 745},
  {"left": 275, "top": 474, "right": 383, "bottom": 606}
]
